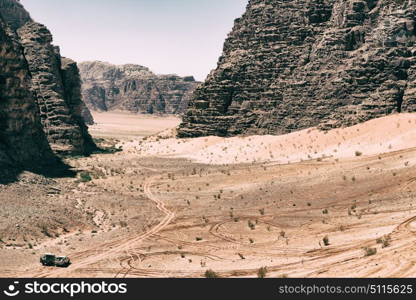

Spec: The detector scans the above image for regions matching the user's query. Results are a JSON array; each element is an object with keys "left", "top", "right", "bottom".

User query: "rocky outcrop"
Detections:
[
  {"left": 79, "top": 61, "right": 200, "bottom": 115},
  {"left": 0, "top": 0, "right": 30, "bottom": 29},
  {"left": 60, "top": 58, "right": 96, "bottom": 137},
  {"left": 60, "top": 59, "right": 94, "bottom": 126},
  {"left": 0, "top": 0, "right": 96, "bottom": 155},
  {"left": 0, "top": 14, "right": 56, "bottom": 176},
  {"left": 178, "top": 0, "right": 416, "bottom": 137}
]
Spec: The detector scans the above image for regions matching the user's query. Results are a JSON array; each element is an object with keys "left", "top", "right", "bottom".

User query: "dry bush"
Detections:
[
  {"left": 204, "top": 270, "right": 220, "bottom": 278},
  {"left": 257, "top": 267, "right": 268, "bottom": 278},
  {"left": 363, "top": 247, "right": 377, "bottom": 257}
]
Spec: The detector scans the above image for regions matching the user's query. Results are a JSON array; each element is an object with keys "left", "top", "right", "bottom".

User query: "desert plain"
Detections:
[{"left": 1, "top": 112, "right": 416, "bottom": 278}]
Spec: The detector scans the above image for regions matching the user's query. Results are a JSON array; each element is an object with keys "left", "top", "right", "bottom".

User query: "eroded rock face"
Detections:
[
  {"left": 79, "top": 61, "right": 200, "bottom": 115},
  {"left": 17, "top": 22, "right": 96, "bottom": 155},
  {"left": 178, "top": 0, "right": 416, "bottom": 137},
  {"left": 61, "top": 59, "right": 95, "bottom": 126},
  {"left": 0, "top": 0, "right": 96, "bottom": 155},
  {"left": 0, "top": 15, "right": 55, "bottom": 174},
  {"left": 0, "top": 0, "right": 30, "bottom": 29},
  {"left": 60, "top": 58, "right": 96, "bottom": 144}
]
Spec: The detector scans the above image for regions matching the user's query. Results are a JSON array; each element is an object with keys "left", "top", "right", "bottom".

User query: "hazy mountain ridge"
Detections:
[{"left": 79, "top": 61, "right": 200, "bottom": 115}]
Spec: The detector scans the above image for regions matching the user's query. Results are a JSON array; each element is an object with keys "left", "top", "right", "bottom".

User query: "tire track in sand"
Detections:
[{"left": 32, "top": 175, "right": 175, "bottom": 278}]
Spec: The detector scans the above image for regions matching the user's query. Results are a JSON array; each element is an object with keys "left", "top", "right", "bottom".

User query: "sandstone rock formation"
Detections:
[
  {"left": 0, "top": 0, "right": 29, "bottom": 29},
  {"left": 79, "top": 61, "right": 200, "bottom": 115},
  {"left": 0, "top": 0, "right": 96, "bottom": 155},
  {"left": 178, "top": 0, "right": 416, "bottom": 137},
  {"left": 61, "top": 58, "right": 95, "bottom": 126},
  {"left": 61, "top": 58, "right": 96, "bottom": 127},
  {"left": 0, "top": 13, "right": 56, "bottom": 177}
]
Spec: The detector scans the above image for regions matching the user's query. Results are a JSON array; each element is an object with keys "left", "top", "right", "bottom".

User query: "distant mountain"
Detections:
[{"left": 79, "top": 61, "right": 200, "bottom": 115}]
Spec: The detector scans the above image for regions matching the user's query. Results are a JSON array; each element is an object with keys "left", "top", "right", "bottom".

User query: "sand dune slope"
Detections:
[{"left": 128, "top": 113, "right": 416, "bottom": 165}]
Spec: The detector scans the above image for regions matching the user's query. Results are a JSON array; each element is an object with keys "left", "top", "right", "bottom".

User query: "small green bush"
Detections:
[{"left": 80, "top": 172, "right": 92, "bottom": 182}]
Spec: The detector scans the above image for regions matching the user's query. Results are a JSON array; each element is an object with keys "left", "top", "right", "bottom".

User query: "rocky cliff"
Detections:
[
  {"left": 79, "top": 61, "right": 200, "bottom": 115},
  {"left": 0, "top": 13, "right": 56, "bottom": 177},
  {"left": 0, "top": 0, "right": 29, "bottom": 29},
  {"left": 178, "top": 0, "right": 416, "bottom": 137},
  {"left": 61, "top": 58, "right": 95, "bottom": 126},
  {"left": 0, "top": 0, "right": 96, "bottom": 155}
]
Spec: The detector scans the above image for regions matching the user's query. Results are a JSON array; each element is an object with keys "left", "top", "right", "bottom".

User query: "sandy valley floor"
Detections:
[{"left": 2, "top": 112, "right": 416, "bottom": 278}]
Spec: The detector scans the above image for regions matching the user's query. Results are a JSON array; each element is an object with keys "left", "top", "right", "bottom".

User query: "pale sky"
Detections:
[{"left": 20, "top": 0, "right": 248, "bottom": 81}]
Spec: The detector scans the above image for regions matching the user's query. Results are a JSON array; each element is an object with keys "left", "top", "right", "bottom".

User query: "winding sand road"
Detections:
[{"left": 30, "top": 175, "right": 175, "bottom": 278}]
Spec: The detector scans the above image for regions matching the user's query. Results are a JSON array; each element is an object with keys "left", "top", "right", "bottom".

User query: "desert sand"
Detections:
[
  {"left": 130, "top": 113, "right": 416, "bottom": 165},
  {"left": 2, "top": 112, "right": 416, "bottom": 278},
  {"left": 89, "top": 111, "right": 181, "bottom": 138}
]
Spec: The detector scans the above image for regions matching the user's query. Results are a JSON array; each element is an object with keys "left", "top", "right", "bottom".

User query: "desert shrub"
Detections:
[
  {"left": 363, "top": 247, "right": 377, "bottom": 257},
  {"left": 257, "top": 267, "right": 268, "bottom": 278},
  {"left": 41, "top": 226, "right": 52, "bottom": 238},
  {"left": 204, "top": 270, "right": 220, "bottom": 278},
  {"left": 376, "top": 235, "right": 391, "bottom": 248},
  {"left": 323, "top": 236, "right": 330, "bottom": 246},
  {"left": 80, "top": 172, "right": 92, "bottom": 182}
]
